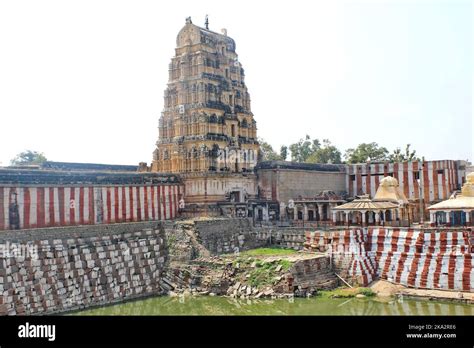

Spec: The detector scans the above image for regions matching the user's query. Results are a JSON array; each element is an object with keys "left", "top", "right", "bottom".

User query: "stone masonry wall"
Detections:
[
  {"left": 0, "top": 222, "right": 168, "bottom": 315},
  {"left": 193, "top": 219, "right": 263, "bottom": 254}
]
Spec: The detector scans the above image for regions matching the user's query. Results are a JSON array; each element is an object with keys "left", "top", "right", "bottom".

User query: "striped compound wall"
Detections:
[
  {"left": 346, "top": 160, "right": 461, "bottom": 201},
  {"left": 305, "top": 227, "right": 474, "bottom": 292},
  {"left": 0, "top": 184, "right": 182, "bottom": 230}
]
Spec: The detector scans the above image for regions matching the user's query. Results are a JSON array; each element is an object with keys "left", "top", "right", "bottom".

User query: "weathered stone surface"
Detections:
[{"left": 0, "top": 222, "right": 168, "bottom": 316}]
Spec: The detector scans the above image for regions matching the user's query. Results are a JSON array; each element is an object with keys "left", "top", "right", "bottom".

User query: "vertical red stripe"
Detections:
[
  {"left": 433, "top": 253, "right": 444, "bottom": 288},
  {"left": 79, "top": 187, "right": 84, "bottom": 225},
  {"left": 169, "top": 186, "right": 174, "bottom": 219},
  {"left": 151, "top": 186, "right": 155, "bottom": 220},
  {"left": 106, "top": 187, "right": 111, "bottom": 223},
  {"left": 114, "top": 187, "right": 119, "bottom": 222},
  {"left": 462, "top": 255, "right": 471, "bottom": 291},
  {"left": 395, "top": 252, "right": 407, "bottom": 284},
  {"left": 37, "top": 187, "right": 45, "bottom": 228},
  {"left": 356, "top": 166, "right": 362, "bottom": 196},
  {"left": 89, "top": 187, "right": 95, "bottom": 225},
  {"left": 423, "top": 161, "right": 430, "bottom": 204},
  {"left": 403, "top": 162, "right": 409, "bottom": 198},
  {"left": 433, "top": 162, "right": 439, "bottom": 200},
  {"left": 162, "top": 186, "right": 167, "bottom": 219},
  {"left": 157, "top": 185, "right": 161, "bottom": 220},
  {"left": 393, "top": 162, "right": 399, "bottom": 180},
  {"left": 58, "top": 187, "right": 65, "bottom": 225},
  {"left": 419, "top": 253, "right": 432, "bottom": 288},
  {"left": 0, "top": 187, "right": 4, "bottom": 230},
  {"left": 24, "top": 188, "right": 31, "bottom": 229},
  {"left": 69, "top": 187, "right": 75, "bottom": 225},
  {"left": 391, "top": 229, "right": 399, "bottom": 252},
  {"left": 448, "top": 161, "right": 454, "bottom": 195},
  {"left": 129, "top": 187, "right": 134, "bottom": 222},
  {"left": 440, "top": 168, "right": 446, "bottom": 199}
]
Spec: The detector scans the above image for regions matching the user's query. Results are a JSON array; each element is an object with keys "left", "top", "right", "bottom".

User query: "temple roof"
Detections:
[
  {"left": 373, "top": 176, "right": 409, "bottom": 204},
  {"left": 177, "top": 19, "right": 236, "bottom": 51},
  {"left": 333, "top": 195, "right": 399, "bottom": 211},
  {"left": 428, "top": 172, "right": 474, "bottom": 211}
]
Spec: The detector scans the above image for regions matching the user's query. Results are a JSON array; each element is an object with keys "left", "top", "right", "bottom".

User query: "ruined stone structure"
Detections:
[{"left": 151, "top": 18, "right": 259, "bottom": 209}]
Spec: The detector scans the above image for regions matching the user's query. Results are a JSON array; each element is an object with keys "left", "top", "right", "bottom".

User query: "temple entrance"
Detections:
[
  {"left": 308, "top": 210, "right": 314, "bottom": 221},
  {"left": 297, "top": 211, "right": 303, "bottom": 220},
  {"left": 230, "top": 191, "right": 241, "bottom": 203}
]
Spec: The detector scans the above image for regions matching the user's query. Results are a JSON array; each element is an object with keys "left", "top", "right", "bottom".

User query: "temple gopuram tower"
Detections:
[{"left": 152, "top": 17, "right": 260, "bottom": 210}]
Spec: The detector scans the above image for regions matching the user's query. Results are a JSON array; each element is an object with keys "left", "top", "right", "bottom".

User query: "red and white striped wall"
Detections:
[
  {"left": 305, "top": 227, "right": 474, "bottom": 292},
  {"left": 346, "top": 160, "right": 460, "bottom": 202},
  {"left": 0, "top": 184, "right": 183, "bottom": 230}
]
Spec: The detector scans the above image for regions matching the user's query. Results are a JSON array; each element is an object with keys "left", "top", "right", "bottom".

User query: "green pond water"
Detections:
[{"left": 73, "top": 296, "right": 474, "bottom": 316}]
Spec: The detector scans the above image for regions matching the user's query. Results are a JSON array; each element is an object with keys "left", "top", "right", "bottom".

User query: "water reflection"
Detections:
[{"left": 73, "top": 296, "right": 474, "bottom": 316}]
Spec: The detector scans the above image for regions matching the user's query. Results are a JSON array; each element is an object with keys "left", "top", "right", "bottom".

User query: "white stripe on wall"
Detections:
[
  {"left": 44, "top": 187, "right": 50, "bottom": 225},
  {"left": 147, "top": 186, "right": 152, "bottom": 221},
  {"left": 139, "top": 186, "right": 145, "bottom": 221},
  {"left": 125, "top": 187, "right": 130, "bottom": 221},
  {"left": 74, "top": 187, "right": 80, "bottom": 223},
  {"left": 132, "top": 186, "right": 138, "bottom": 221},
  {"left": 110, "top": 187, "right": 115, "bottom": 222},
  {"left": 84, "top": 187, "right": 89, "bottom": 223},
  {"left": 30, "top": 187, "right": 37, "bottom": 226},
  {"left": 3, "top": 187, "right": 10, "bottom": 229}
]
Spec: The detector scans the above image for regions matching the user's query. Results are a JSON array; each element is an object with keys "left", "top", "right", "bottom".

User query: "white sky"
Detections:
[{"left": 0, "top": 0, "right": 472, "bottom": 166}]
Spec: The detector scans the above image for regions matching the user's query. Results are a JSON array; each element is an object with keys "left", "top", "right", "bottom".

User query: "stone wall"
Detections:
[
  {"left": 257, "top": 167, "right": 346, "bottom": 203},
  {"left": 0, "top": 222, "right": 168, "bottom": 315},
  {"left": 274, "top": 256, "right": 338, "bottom": 296},
  {"left": 256, "top": 228, "right": 306, "bottom": 250}
]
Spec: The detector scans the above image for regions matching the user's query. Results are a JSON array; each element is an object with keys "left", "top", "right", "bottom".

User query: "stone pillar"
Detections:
[
  {"left": 464, "top": 210, "right": 470, "bottom": 225},
  {"left": 361, "top": 211, "right": 367, "bottom": 226},
  {"left": 368, "top": 211, "right": 374, "bottom": 224},
  {"left": 293, "top": 206, "right": 299, "bottom": 221},
  {"left": 445, "top": 211, "right": 451, "bottom": 225},
  {"left": 375, "top": 211, "right": 380, "bottom": 224},
  {"left": 317, "top": 204, "right": 323, "bottom": 221},
  {"left": 303, "top": 204, "right": 308, "bottom": 221},
  {"left": 430, "top": 212, "right": 435, "bottom": 224},
  {"left": 332, "top": 211, "right": 337, "bottom": 223},
  {"left": 345, "top": 211, "right": 350, "bottom": 224}
]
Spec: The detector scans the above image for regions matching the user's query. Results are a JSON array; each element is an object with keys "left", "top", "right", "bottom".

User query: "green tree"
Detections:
[
  {"left": 279, "top": 145, "right": 288, "bottom": 161},
  {"left": 389, "top": 144, "right": 420, "bottom": 162},
  {"left": 306, "top": 139, "right": 342, "bottom": 164},
  {"left": 10, "top": 150, "right": 47, "bottom": 166},
  {"left": 258, "top": 138, "right": 282, "bottom": 161},
  {"left": 289, "top": 135, "right": 321, "bottom": 162},
  {"left": 344, "top": 142, "right": 388, "bottom": 164}
]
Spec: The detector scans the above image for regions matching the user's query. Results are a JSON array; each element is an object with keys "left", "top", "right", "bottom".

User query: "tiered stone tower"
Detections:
[{"left": 152, "top": 17, "right": 260, "bottom": 207}]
